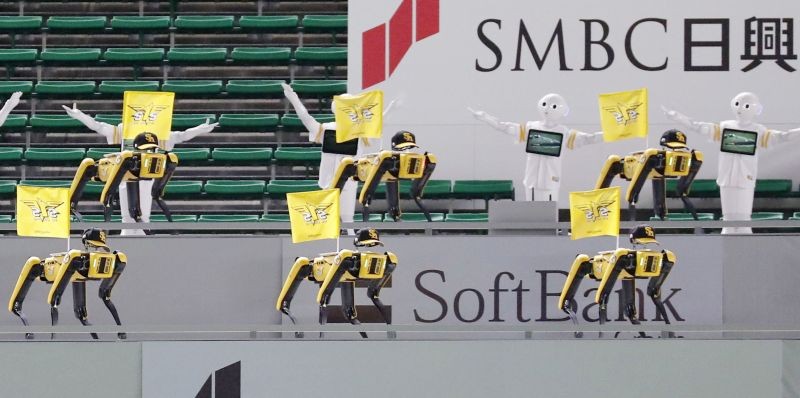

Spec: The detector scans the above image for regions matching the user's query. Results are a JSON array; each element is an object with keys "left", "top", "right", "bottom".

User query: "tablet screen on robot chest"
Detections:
[
  {"left": 321, "top": 130, "right": 359, "bottom": 156},
  {"left": 720, "top": 128, "right": 758, "bottom": 156},
  {"left": 526, "top": 130, "right": 563, "bottom": 157}
]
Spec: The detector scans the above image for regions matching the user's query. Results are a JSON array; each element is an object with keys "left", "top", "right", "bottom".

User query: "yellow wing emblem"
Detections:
[
  {"left": 604, "top": 102, "right": 642, "bottom": 126},
  {"left": 575, "top": 192, "right": 617, "bottom": 222},
  {"left": 292, "top": 202, "right": 334, "bottom": 225},
  {"left": 127, "top": 103, "right": 169, "bottom": 124},
  {"left": 342, "top": 103, "right": 378, "bottom": 124},
  {"left": 23, "top": 199, "right": 64, "bottom": 222}
]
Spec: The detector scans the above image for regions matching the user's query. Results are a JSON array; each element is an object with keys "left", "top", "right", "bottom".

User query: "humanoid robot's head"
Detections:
[
  {"left": 537, "top": 93, "right": 569, "bottom": 123},
  {"left": 330, "top": 93, "right": 356, "bottom": 113},
  {"left": 82, "top": 228, "right": 108, "bottom": 251},
  {"left": 629, "top": 224, "right": 659, "bottom": 246},
  {"left": 354, "top": 228, "right": 384, "bottom": 247},
  {"left": 730, "top": 92, "right": 762, "bottom": 124}
]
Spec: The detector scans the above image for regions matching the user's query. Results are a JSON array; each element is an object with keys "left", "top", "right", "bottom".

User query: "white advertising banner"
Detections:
[{"left": 348, "top": 1, "right": 800, "bottom": 206}]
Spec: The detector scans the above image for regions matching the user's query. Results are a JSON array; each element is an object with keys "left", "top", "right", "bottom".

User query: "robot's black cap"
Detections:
[
  {"left": 133, "top": 132, "right": 159, "bottom": 150},
  {"left": 391, "top": 131, "right": 417, "bottom": 150},
  {"left": 82, "top": 228, "right": 108, "bottom": 248},
  {"left": 660, "top": 129, "right": 687, "bottom": 149},
  {"left": 354, "top": 228, "right": 384, "bottom": 247},
  {"left": 629, "top": 224, "right": 659, "bottom": 245}
]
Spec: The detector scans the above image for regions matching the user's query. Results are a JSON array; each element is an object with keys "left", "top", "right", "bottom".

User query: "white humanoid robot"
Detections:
[
  {"left": 63, "top": 103, "right": 218, "bottom": 235},
  {"left": 281, "top": 83, "right": 394, "bottom": 227},
  {"left": 0, "top": 91, "right": 23, "bottom": 127},
  {"left": 469, "top": 93, "right": 603, "bottom": 202},
  {"left": 662, "top": 93, "right": 800, "bottom": 234}
]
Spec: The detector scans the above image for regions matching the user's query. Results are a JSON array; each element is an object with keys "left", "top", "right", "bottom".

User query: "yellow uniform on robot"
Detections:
[{"left": 8, "top": 229, "right": 128, "bottom": 340}]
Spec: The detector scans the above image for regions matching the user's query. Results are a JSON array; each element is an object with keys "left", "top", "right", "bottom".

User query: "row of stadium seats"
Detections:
[
  {"left": 0, "top": 112, "right": 333, "bottom": 132},
  {"left": 0, "top": 80, "right": 346, "bottom": 97},
  {"left": 665, "top": 179, "right": 800, "bottom": 198},
  {"left": 0, "top": 212, "right": 490, "bottom": 224}
]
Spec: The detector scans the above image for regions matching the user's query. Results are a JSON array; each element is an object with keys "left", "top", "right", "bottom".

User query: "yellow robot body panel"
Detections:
[
  {"left": 311, "top": 253, "right": 357, "bottom": 283},
  {"left": 87, "top": 252, "right": 117, "bottom": 279},
  {"left": 594, "top": 248, "right": 632, "bottom": 303},
  {"left": 621, "top": 153, "right": 645, "bottom": 180},
  {"left": 634, "top": 250, "right": 663, "bottom": 277},
  {"left": 8, "top": 257, "right": 42, "bottom": 312},
  {"left": 397, "top": 152, "right": 426, "bottom": 179},
  {"left": 356, "top": 252, "right": 388, "bottom": 280},
  {"left": 664, "top": 249, "right": 676, "bottom": 263},
  {"left": 42, "top": 253, "right": 68, "bottom": 282},
  {"left": 356, "top": 157, "right": 380, "bottom": 182},
  {"left": 97, "top": 151, "right": 135, "bottom": 183},
  {"left": 47, "top": 250, "right": 84, "bottom": 304},
  {"left": 663, "top": 151, "right": 692, "bottom": 177},
  {"left": 138, "top": 152, "right": 168, "bottom": 179}
]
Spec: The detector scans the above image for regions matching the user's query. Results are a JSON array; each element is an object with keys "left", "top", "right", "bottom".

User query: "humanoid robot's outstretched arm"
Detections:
[
  {"left": 167, "top": 118, "right": 218, "bottom": 148},
  {"left": 661, "top": 105, "right": 718, "bottom": 141},
  {"left": 68, "top": 158, "right": 99, "bottom": 220},
  {"left": 468, "top": 107, "right": 522, "bottom": 142},
  {"left": 367, "top": 253, "right": 398, "bottom": 324},
  {"left": 759, "top": 128, "right": 800, "bottom": 149},
  {"left": 282, "top": 83, "right": 324, "bottom": 142},
  {"left": 98, "top": 252, "right": 127, "bottom": 339},
  {"left": 595, "top": 155, "right": 624, "bottom": 189},
  {"left": 150, "top": 152, "right": 179, "bottom": 222},
  {"left": 0, "top": 91, "right": 22, "bottom": 127},
  {"left": 62, "top": 103, "right": 119, "bottom": 143},
  {"left": 8, "top": 257, "right": 44, "bottom": 329},
  {"left": 276, "top": 257, "right": 313, "bottom": 324},
  {"left": 566, "top": 130, "right": 604, "bottom": 150}
]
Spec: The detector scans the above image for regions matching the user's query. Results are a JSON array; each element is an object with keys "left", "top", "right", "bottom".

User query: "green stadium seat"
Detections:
[
  {"left": 25, "top": 148, "right": 85, "bottom": 163},
  {"left": 95, "top": 114, "right": 121, "bottom": 125},
  {"left": 294, "top": 47, "right": 347, "bottom": 65},
  {"left": 301, "top": 15, "right": 348, "bottom": 32},
  {"left": 266, "top": 179, "right": 319, "bottom": 199},
  {"left": 151, "top": 214, "right": 197, "bottom": 222},
  {"left": 290, "top": 80, "right": 347, "bottom": 96},
  {"left": 99, "top": 80, "right": 160, "bottom": 95},
  {"left": 204, "top": 180, "right": 266, "bottom": 196},
  {"left": 82, "top": 180, "right": 105, "bottom": 197},
  {"left": 0, "top": 114, "right": 27, "bottom": 129},
  {"left": 0, "top": 215, "right": 12, "bottom": 223},
  {"left": 218, "top": 114, "right": 279, "bottom": 131},
  {"left": 0, "top": 81, "right": 33, "bottom": 94},
  {"left": 211, "top": 148, "right": 272, "bottom": 163},
  {"left": 452, "top": 180, "right": 515, "bottom": 202},
  {"left": 648, "top": 213, "right": 715, "bottom": 221},
  {"left": 230, "top": 47, "right": 292, "bottom": 64},
  {"left": 35, "top": 81, "right": 96, "bottom": 96},
  {"left": 164, "top": 180, "right": 203, "bottom": 198},
  {"left": 82, "top": 214, "right": 123, "bottom": 223},
  {"left": 29, "top": 114, "right": 84, "bottom": 129},
  {"left": 103, "top": 48, "right": 165, "bottom": 63},
  {"left": 172, "top": 148, "right": 210, "bottom": 163},
  {"left": 666, "top": 179, "right": 719, "bottom": 198},
  {"left": 46, "top": 17, "right": 107, "bottom": 31},
  {"left": 167, "top": 47, "right": 227, "bottom": 63},
  {"left": 0, "top": 49, "right": 38, "bottom": 63},
  {"left": 261, "top": 214, "right": 290, "bottom": 222},
  {"left": 755, "top": 179, "right": 792, "bottom": 197},
  {"left": 18, "top": 179, "right": 72, "bottom": 188},
  {"left": 238, "top": 15, "right": 298, "bottom": 31},
  {"left": 750, "top": 212, "right": 784, "bottom": 220},
  {"left": 162, "top": 80, "right": 223, "bottom": 95},
  {"left": 280, "top": 113, "right": 334, "bottom": 130},
  {"left": 0, "top": 147, "right": 23, "bottom": 161},
  {"left": 174, "top": 15, "right": 234, "bottom": 30},
  {"left": 445, "top": 213, "right": 489, "bottom": 222},
  {"left": 198, "top": 214, "right": 261, "bottom": 222},
  {"left": 353, "top": 213, "right": 383, "bottom": 222},
  {"left": 86, "top": 147, "right": 118, "bottom": 160},
  {"left": 273, "top": 147, "right": 322, "bottom": 164},
  {"left": 171, "top": 113, "right": 216, "bottom": 129},
  {"left": 0, "top": 16, "right": 43, "bottom": 31},
  {"left": 385, "top": 212, "right": 445, "bottom": 222},
  {"left": 225, "top": 80, "right": 283, "bottom": 96},
  {"left": 0, "top": 180, "right": 17, "bottom": 198},
  {"left": 790, "top": 212, "right": 800, "bottom": 220},
  {"left": 40, "top": 48, "right": 102, "bottom": 62},
  {"left": 110, "top": 16, "right": 171, "bottom": 31}
]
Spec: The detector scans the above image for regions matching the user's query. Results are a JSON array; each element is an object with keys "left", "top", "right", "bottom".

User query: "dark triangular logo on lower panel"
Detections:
[{"left": 195, "top": 361, "right": 241, "bottom": 398}]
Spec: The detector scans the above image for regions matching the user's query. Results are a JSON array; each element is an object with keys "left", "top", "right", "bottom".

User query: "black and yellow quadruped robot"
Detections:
[
  {"left": 330, "top": 131, "right": 437, "bottom": 221},
  {"left": 276, "top": 228, "right": 397, "bottom": 338},
  {"left": 596, "top": 129, "right": 703, "bottom": 220},
  {"left": 8, "top": 229, "right": 128, "bottom": 340},
  {"left": 557, "top": 225, "right": 677, "bottom": 338},
  {"left": 68, "top": 132, "right": 178, "bottom": 222}
]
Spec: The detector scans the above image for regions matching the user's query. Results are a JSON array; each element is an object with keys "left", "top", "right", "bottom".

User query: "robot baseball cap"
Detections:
[
  {"left": 82, "top": 228, "right": 108, "bottom": 248},
  {"left": 391, "top": 131, "right": 418, "bottom": 150},
  {"left": 354, "top": 228, "right": 384, "bottom": 247},
  {"left": 629, "top": 225, "right": 659, "bottom": 245},
  {"left": 660, "top": 129, "right": 688, "bottom": 149},
  {"left": 134, "top": 132, "right": 159, "bottom": 150}
]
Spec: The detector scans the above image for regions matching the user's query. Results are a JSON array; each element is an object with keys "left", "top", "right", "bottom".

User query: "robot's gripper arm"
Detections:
[
  {"left": 317, "top": 250, "right": 356, "bottom": 305},
  {"left": 595, "top": 155, "right": 624, "bottom": 189},
  {"left": 328, "top": 157, "right": 357, "bottom": 191},
  {"left": 8, "top": 257, "right": 44, "bottom": 327},
  {"left": 281, "top": 83, "right": 322, "bottom": 140},
  {"left": 68, "top": 158, "right": 98, "bottom": 220},
  {"left": 676, "top": 151, "right": 704, "bottom": 219},
  {"left": 467, "top": 107, "right": 521, "bottom": 139},
  {"left": 99, "top": 151, "right": 135, "bottom": 208},
  {"left": 661, "top": 105, "right": 718, "bottom": 140},
  {"left": 595, "top": 249, "right": 631, "bottom": 306},
  {"left": 367, "top": 252, "right": 398, "bottom": 324},
  {"left": 46, "top": 250, "right": 83, "bottom": 329},
  {"left": 98, "top": 252, "right": 127, "bottom": 339},
  {"left": 151, "top": 152, "right": 179, "bottom": 222},
  {"left": 625, "top": 149, "right": 661, "bottom": 204},
  {"left": 648, "top": 250, "right": 677, "bottom": 325},
  {"left": 557, "top": 254, "right": 592, "bottom": 313},
  {"left": 358, "top": 151, "right": 394, "bottom": 205},
  {"left": 276, "top": 257, "right": 313, "bottom": 324}
]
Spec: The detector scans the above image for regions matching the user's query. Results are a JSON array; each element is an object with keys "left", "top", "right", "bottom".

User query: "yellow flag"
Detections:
[
  {"left": 287, "top": 188, "right": 341, "bottom": 243},
  {"left": 16, "top": 186, "right": 70, "bottom": 238},
  {"left": 122, "top": 91, "right": 175, "bottom": 141},
  {"left": 333, "top": 90, "right": 383, "bottom": 143},
  {"left": 569, "top": 186, "right": 620, "bottom": 240},
  {"left": 598, "top": 88, "right": 648, "bottom": 142}
]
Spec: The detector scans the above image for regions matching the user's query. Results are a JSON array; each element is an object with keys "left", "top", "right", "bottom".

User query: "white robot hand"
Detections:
[
  {"left": 61, "top": 102, "right": 103, "bottom": 131},
  {"left": 467, "top": 107, "right": 486, "bottom": 120},
  {"left": 281, "top": 82, "right": 301, "bottom": 103},
  {"left": 660, "top": 105, "right": 694, "bottom": 128},
  {"left": 6, "top": 91, "right": 22, "bottom": 109}
]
